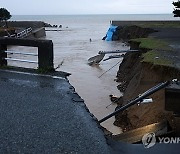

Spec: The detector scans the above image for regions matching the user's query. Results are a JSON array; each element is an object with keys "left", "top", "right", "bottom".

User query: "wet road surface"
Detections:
[
  {"left": 0, "top": 69, "right": 110, "bottom": 153},
  {"left": 0, "top": 69, "right": 180, "bottom": 154}
]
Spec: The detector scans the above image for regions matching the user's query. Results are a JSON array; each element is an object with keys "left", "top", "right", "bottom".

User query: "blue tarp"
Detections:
[{"left": 105, "top": 25, "right": 118, "bottom": 41}]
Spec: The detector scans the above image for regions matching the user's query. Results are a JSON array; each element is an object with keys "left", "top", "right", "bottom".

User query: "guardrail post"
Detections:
[
  {"left": 38, "top": 40, "right": 54, "bottom": 71},
  {"left": 0, "top": 44, "right": 7, "bottom": 66}
]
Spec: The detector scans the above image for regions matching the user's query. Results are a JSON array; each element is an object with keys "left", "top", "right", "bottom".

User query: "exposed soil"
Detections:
[
  {"left": 114, "top": 52, "right": 180, "bottom": 132},
  {"left": 112, "top": 25, "right": 156, "bottom": 41},
  {"left": 113, "top": 24, "right": 180, "bottom": 132}
]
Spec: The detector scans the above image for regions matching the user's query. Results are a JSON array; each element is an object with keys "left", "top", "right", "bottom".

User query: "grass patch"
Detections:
[
  {"left": 131, "top": 38, "right": 172, "bottom": 50},
  {"left": 142, "top": 50, "right": 172, "bottom": 66},
  {"left": 133, "top": 22, "right": 180, "bottom": 28},
  {"left": 130, "top": 38, "right": 173, "bottom": 66},
  {"left": 0, "top": 65, "right": 13, "bottom": 69}
]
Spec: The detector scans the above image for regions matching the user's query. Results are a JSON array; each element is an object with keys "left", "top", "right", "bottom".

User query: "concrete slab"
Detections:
[{"left": 112, "top": 121, "right": 169, "bottom": 143}]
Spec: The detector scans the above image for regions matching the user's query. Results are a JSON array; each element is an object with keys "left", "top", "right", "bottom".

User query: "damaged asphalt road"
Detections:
[
  {"left": 0, "top": 69, "right": 110, "bottom": 153},
  {"left": 0, "top": 69, "right": 180, "bottom": 154}
]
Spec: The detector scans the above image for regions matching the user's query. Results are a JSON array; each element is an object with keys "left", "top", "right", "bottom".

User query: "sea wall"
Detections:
[
  {"left": 0, "top": 21, "right": 47, "bottom": 38},
  {"left": 112, "top": 20, "right": 180, "bottom": 27},
  {"left": 32, "top": 27, "right": 46, "bottom": 38},
  {"left": 0, "top": 21, "right": 45, "bottom": 29}
]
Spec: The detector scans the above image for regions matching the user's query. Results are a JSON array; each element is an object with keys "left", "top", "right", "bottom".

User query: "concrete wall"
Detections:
[
  {"left": 32, "top": 27, "right": 46, "bottom": 38},
  {"left": 112, "top": 20, "right": 180, "bottom": 26},
  {"left": 0, "top": 38, "right": 54, "bottom": 70},
  {"left": 0, "top": 21, "right": 45, "bottom": 29},
  {"left": 0, "top": 21, "right": 46, "bottom": 38}
]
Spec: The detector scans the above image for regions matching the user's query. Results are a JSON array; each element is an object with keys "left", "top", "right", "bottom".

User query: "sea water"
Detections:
[{"left": 9, "top": 14, "right": 177, "bottom": 134}]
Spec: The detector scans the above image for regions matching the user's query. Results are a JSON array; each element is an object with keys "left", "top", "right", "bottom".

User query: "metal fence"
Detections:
[
  {"left": 5, "top": 50, "right": 38, "bottom": 64},
  {"left": 4, "top": 27, "right": 33, "bottom": 38}
]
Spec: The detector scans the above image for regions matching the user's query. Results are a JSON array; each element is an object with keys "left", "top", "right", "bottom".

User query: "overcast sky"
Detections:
[{"left": 0, "top": 0, "right": 174, "bottom": 15}]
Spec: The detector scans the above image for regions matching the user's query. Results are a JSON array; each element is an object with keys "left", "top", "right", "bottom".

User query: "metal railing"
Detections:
[
  {"left": 5, "top": 57, "right": 38, "bottom": 64},
  {"left": 4, "top": 27, "right": 33, "bottom": 38},
  {"left": 99, "top": 81, "right": 170, "bottom": 123},
  {"left": 5, "top": 50, "right": 38, "bottom": 56},
  {"left": 17, "top": 27, "right": 32, "bottom": 38},
  {"left": 5, "top": 50, "right": 38, "bottom": 64}
]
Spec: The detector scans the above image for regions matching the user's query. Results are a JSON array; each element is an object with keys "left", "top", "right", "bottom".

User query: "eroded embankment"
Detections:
[{"left": 113, "top": 25, "right": 180, "bottom": 132}]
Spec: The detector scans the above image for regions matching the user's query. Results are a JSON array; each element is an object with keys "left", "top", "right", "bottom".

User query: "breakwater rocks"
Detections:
[{"left": 44, "top": 23, "right": 63, "bottom": 28}]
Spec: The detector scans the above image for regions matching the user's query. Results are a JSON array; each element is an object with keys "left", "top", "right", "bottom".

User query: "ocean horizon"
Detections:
[{"left": 11, "top": 14, "right": 179, "bottom": 21}]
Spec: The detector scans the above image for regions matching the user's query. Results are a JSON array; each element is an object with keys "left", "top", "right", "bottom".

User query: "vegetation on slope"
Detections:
[{"left": 130, "top": 38, "right": 173, "bottom": 66}]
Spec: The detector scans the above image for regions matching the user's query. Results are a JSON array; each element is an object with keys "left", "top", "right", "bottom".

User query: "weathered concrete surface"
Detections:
[
  {"left": 0, "top": 69, "right": 110, "bottom": 153},
  {"left": 0, "top": 21, "right": 46, "bottom": 38},
  {"left": 32, "top": 27, "right": 46, "bottom": 38},
  {"left": 112, "top": 121, "right": 169, "bottom": 143}
]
